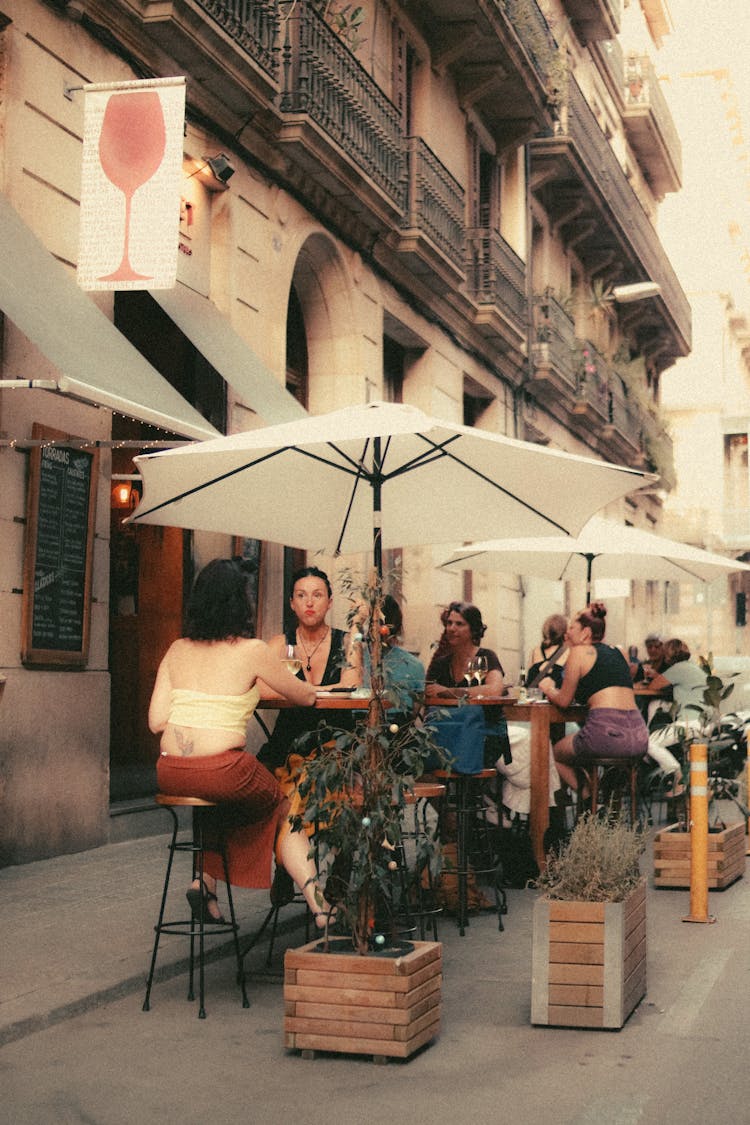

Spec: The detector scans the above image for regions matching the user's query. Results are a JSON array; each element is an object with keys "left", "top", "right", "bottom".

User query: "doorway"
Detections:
[{"left": 109, "top": 292, "right": 225, "bottom": 800}]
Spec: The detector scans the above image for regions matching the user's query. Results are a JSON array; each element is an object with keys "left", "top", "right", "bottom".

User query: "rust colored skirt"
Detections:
[{"left": 157, "top": 750, "right": 283, "bottom": 888}]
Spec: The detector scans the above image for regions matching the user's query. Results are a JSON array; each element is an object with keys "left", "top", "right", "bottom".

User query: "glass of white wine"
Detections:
[
  {"left": 462, "top": 658, "right": 475, "bottom": 696},
  {"left": 283, "top": 643, "right": 303, "bottom": 676},
  {"left": 473, "top": 654, "right": 488, "bottom": 696}
]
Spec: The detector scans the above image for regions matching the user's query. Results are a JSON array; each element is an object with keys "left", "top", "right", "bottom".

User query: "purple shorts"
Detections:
[{"left": 572, "top": 708, "right": 648, "bottom": 760}]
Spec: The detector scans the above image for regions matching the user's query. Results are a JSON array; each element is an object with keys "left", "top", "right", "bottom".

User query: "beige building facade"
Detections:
[{"left": 0, "top": 0, "right": 704, "bottom": 863}]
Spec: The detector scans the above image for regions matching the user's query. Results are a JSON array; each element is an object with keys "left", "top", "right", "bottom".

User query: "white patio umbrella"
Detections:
[
  {"left": 439, "top": 515, "right": 750, "bottom": 600},
  {"left": 128, "top": 401, "right": 653, "bottom": 571}
]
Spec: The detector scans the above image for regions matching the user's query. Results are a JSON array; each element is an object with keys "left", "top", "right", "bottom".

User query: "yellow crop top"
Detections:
[{"left": 168, "top": 685, "right": 260, "bottom": 738}]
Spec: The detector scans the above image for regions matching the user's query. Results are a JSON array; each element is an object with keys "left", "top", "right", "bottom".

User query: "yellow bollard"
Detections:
[{"left": 683, "top": 742, "right": 716, "bottom": 924}]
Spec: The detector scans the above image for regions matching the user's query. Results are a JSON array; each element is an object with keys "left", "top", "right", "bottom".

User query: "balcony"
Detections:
[
  {"left": 407, "top": 0, "right": 557, "bottom": 150},
  {"left": 134, "top": 0, "right": 282, "bottom": 128},
  {"left": 529, "top": 78, "right": 691, "bottom": 372},
  {"left": 561, "top": 0, "right": 621, "bottom": 43},
  {"left": 529, "top": 292, "right": 578, "bottom": 404},
  {"left": 396, "top": 137, "right": 466, "bottom": 290},
  {"left": 622, "top": 52, "right": 682, "bottom": 197},
  {"left": 277, "top": 2, "right": 405, "bottom": 233},
  {"left": 465, "top": 229, "right": 527, "bottom": 350}
]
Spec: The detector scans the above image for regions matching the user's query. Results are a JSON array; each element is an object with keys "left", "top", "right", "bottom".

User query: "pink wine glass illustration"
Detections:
[{"left": 97, "top": 90, "right": 166, "bottom": 282}]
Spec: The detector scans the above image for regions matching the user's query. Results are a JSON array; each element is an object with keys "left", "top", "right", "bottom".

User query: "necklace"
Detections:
[{"left": 296, "top": 626, "right": 330, "bottom": 672}]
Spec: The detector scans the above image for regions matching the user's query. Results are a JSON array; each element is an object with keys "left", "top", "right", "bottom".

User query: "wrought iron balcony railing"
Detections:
[
  {"left": 623, "top": 50, "right": 682, "bottom": 193},
  {"left": 402, "top": 137, "right": 466, "bottom": 273},
  {"left": 531, "top": 292, "right": 578, "bottom": 390},
  {"left": 195, "top": 0, "right": 280, "bottom": 80},
  {"left": 280, "top": 2, "right": 403, "bottom": 204},
  {"left": 466, "top": 229, "right": 527, "bottom": 323},
  {"left": 530, "top": 79, "right": 691, "bottom": 357}
]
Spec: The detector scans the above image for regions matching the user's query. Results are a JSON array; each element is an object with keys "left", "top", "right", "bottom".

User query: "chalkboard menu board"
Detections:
[{"left": 22, "top": 424, "right": 99, "bottom": 668}]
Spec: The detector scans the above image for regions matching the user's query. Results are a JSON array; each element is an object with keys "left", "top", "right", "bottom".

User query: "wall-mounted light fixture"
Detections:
[
  {"left": 187, "top": 153, "right": 236, "bottom": 191},
  {"left": 612, "top": 281, "right": 661, "bottom": 304},
  {"left": 111, "top": 476, "right": 142, "bottom": 509},
  {"left": 204, "top": 153, "right": 235, "bottom": 183}
]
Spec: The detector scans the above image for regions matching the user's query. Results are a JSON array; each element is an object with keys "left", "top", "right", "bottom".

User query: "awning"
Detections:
[
  {"left": 152, "top": 285, "right": 307, "bottom": 425},
  {"left": 0, "top": 190, "right": 219, "bottom": 441}
]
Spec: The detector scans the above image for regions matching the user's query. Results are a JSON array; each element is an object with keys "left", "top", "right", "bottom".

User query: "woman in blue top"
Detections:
[{"left": 539, "top": 602, "right": 647, "bottom": 793}]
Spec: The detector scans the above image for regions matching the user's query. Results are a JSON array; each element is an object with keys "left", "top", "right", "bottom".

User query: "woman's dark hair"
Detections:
[
  {"left": 184, "top": 559, "right": 255, "bottom": 641},
  {"left": 664, "top": 638, "right": 691, "bottom": 665},
  {"left": 382, "top": 594, "right": 403, "bottom": 639},
  {"left": 578, "top": 601, "right": 607, "bottom": 642},
  {"left": 444, "top": 600, "right": 487, "bottom": 644},
  {"left": 542, "top": 613, "right": 567, "bottom": 646},
  {"left": 289, "top": 565, "right": 332, "bottom": 598}
]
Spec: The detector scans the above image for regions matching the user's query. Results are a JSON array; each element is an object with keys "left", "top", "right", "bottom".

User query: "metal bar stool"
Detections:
[
  {"left": 143, "top": 794, "right": 249, "bottom": 1019},
  {"left": 435, "top": 768, "right": 506, "bottom": 936},
  {"left": 575, "top": 758, "right": 642, "bottom": 826},
  {"left": 397, "top": 780, "right": 445, "bottom": 940}
]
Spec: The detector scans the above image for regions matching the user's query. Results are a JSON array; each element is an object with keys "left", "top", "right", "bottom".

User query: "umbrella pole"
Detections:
[
  {"left": 373, "top": 436, "right": 383, "bottom": 579},
  {"left": 585, "top": 553, "right": 594, "bottom": 604}
]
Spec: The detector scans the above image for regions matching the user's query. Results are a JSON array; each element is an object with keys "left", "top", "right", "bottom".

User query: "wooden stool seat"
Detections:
[
  {"left": 143, "top": 793, "right": 249, "bottom": 1019},
  {"left": 155, "top": 794, "right": 217, "bottom": 808},
  {"left": 405, "top": 781, "right": 447, "bottom": 803}
]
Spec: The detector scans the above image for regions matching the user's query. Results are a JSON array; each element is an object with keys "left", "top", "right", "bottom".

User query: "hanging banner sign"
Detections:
[{"left": 77, "top": 76, "right": 186, "bottom": 291}]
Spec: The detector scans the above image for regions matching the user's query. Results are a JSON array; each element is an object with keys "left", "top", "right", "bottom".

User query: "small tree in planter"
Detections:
[
  {"left": 283, "top": 571, "right": 450, "bottom": 1060},
  {"left": 531, "top": 814, "right": 647, "bottom": 1029}
]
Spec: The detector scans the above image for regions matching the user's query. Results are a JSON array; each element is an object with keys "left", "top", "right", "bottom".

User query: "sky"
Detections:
[{"left": 662, "top": 0, "right": 750, "bottom": 121}]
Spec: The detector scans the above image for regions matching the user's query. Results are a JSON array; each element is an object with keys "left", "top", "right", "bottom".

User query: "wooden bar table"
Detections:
[{"left": 424, "top": 692, "right": 583, "bottom": 871}]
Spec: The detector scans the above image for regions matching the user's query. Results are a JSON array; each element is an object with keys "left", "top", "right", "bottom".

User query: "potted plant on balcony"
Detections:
[
  {"left": 653, "top": 657, "right": 746, "bottom": 889},
  {"left": 282, "top": 570, "right": 449, "bottom": 1061},
  {"left": 531, "top": 813, "right": 647, "bottom": 1029}
]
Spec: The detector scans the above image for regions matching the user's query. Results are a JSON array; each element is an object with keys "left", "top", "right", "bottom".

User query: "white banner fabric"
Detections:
[{"left": 77, "top": 77, "right": 186, "bottom": 291}]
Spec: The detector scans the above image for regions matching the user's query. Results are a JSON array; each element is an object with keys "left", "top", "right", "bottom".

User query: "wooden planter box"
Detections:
[
  {"left": 284, "top": 939, "right": 442, "bottom": 1061},
  {"left": 531, "top": 881, "right": 647, "bottom": 1029},
  {"left": 653, "top": 821, "right": 746, "bottom": 889}
]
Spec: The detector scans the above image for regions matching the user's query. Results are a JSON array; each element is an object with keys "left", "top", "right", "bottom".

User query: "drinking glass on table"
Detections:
[
  {"left": 283, "top": 644, "right": 303, "bottom": 676},
  {"left": 462, "top": 658, "right": 475, "bottom": 695},
  {"left": 473, "top": 654, "right": 488, "bottom": 696}
]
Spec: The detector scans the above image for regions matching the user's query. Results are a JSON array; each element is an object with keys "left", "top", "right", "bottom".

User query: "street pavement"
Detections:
[{"left": 2, "top": 812, "right": 750, "bottom": 1124}]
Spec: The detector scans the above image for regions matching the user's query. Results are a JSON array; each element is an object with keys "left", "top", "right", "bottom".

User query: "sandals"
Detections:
[
  {"left": 313, "top": 908, "right": 339, "bottom": 932},
  {"left": 186, "top": 880, "right": 226, "bottom": 925}
]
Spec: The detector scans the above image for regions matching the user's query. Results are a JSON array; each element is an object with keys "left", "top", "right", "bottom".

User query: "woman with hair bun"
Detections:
[{"left": 538, "top": 602, "right": 648, "bottom": 793}]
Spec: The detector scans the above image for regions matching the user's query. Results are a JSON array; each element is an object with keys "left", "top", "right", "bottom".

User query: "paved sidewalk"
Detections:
[
  {"left": 0, "top": 831, "right": 290, "bottom": 1045},
  {"left": 2, "top": 811, "right": 750, "bottom": 1057}
]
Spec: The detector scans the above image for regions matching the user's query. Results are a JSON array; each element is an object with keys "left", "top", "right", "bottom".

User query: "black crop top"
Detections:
[{"left": 574, "top": 644, "right": 632, "bottom": 705}]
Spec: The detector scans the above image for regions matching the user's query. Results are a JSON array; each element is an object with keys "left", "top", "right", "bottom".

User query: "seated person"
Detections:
[
  {"left": 148, "top": 558, "right": 335, "bottom": 927},
  {"left": 257, "top": 566, "right": 360, "bottom": 902},
  {"left": 258, "top": 565, "right": 361, "bottom": 772},
  {"left": 539, "top": 602, "right": 648, "bottom": 794},
  {"left": 360, "top": 594, "right": 426, "bottom": 776},
  {"left": 641, "top": 633, "right": 667, "bottom": 681},
  {"left": 426, "top": 601, "right": 559, "bottom": 824},
  {"left": 643, "top": 639, "right": 708, "bottom": 782},
  {"left": 527, "top": 613, "right": 568, "bottom": 690}
]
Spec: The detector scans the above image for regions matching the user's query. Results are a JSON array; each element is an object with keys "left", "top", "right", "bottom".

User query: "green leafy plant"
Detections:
[
  {"left": 685, "top": 653, "right": 737, "bottom": 739},
  {"left": 294, "top": 569, "right": 448, "bottom": 955},
  {"left": 535, "top": 813, "right": 645, "bottom": 902}
]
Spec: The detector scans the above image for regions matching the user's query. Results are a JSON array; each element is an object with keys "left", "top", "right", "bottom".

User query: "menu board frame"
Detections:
[{"left": 21, "top": 423, "right": 99, "bottom": 668}]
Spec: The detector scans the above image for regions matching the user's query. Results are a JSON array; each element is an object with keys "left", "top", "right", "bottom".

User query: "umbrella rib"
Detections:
[
  {"left": 397, "top": 434, "right": 573, "bottom": 534},
  {"left": 131, "top": 447, "right": 288, "bottom": 521}
]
